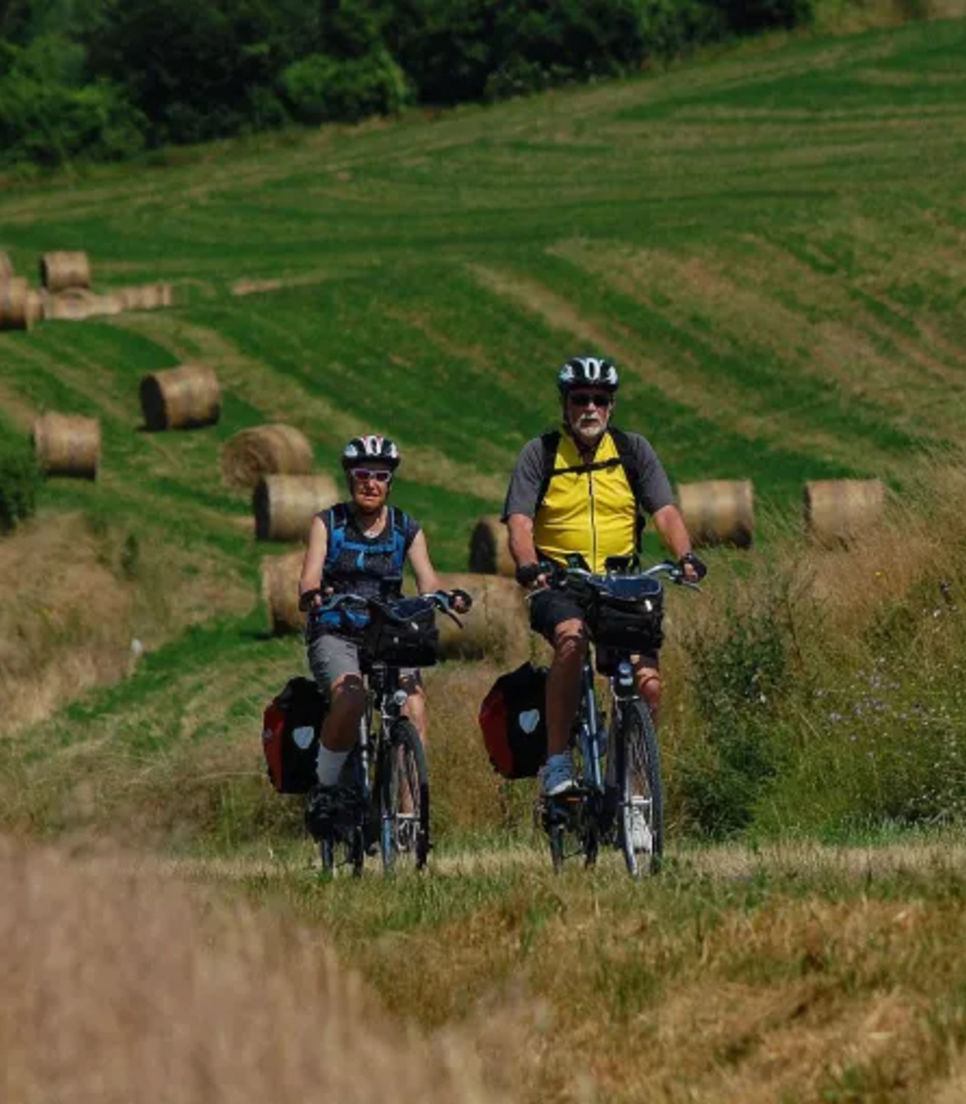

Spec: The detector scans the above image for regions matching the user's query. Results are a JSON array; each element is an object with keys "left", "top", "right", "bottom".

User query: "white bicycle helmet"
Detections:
[
  {"left": 557, "top": 356, "right": 619, "bottom": 395},
  {"left": 340, "top": 434, "right": 401, "bottom": 470}
]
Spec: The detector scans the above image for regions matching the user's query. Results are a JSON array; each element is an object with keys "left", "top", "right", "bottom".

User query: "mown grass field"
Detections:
[{"left": 3, "top": 14, "right": 966, "bottom": 1102}]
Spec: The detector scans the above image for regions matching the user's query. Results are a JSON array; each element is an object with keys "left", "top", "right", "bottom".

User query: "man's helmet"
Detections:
[
  {"left": 341, "top": 434, "right": 401, "bottom": 470},
  {"left": 557, "top": 356, "right": 619, "bottom": 395}
]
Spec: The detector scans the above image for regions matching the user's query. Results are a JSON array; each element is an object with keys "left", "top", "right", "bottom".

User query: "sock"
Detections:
[{"left": 316, "top": 746, "right": 350, "bottom": 786}]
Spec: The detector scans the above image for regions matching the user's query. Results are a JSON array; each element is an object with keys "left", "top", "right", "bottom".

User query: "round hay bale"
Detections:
[
  {"left": 0, "top": 252, "right": 12, "bottom": 279},
  {"left": 0, "top": 277, "right": 32, "bottom": 331},
  {"left": 39, "top": 251, "right": 92, "bottom": 293},
  {"left": 25, "top": 289, "right": 44, "bottom": 328},
  {"left": 139, "top": 364, "right": 221, "bottom": 431},
  {"left": 32, "top": 413, "right": 101, "bottom": 480},
  {"left": 436, "top": 571, "right": 529, "bottom": 663},
  {"left": 678, "top": 480, "right": 755, "bottom": 549},
  {"left": 117, "top": 283, "right": 174, "bottom": 312},
  {"left": 43, "top": 288, "right": 96, "bottom": 322},
  {"left": 468, "top": 515, "right": 515, "bottom": 575},
  {"left": 804, "top": 479, "right": 885, "bottom": 547},
  {"left": 222, "top": 425, "right": 314, "bottom": 491},
  {"left": 254, "top": 473, "right": 339, "bottom": 543},
  {"left": 260, "top": 551, "right": 305, "bottom": 635}
]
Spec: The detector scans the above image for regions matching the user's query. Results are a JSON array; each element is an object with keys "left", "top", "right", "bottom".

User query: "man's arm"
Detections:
[
  {"left": 502, "top": 439, "right": 546, "bottom": 585},
  {"left": 651, "top": 503, "right": 692, "bottom": 561}
]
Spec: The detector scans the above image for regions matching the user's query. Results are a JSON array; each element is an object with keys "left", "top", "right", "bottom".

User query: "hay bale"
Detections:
[
  {"left": 25, "top": 289, "right": 44, "bottom": 328},
  {"left": 222, "top": 425, "right": 314, "bottom": 491},
  {"left": 139, "top": 364, "right": 221, "bottom": 431},
  {"left": 468, "top": 515, "right": 515, "bottom": 576},
  {"left": 45, "top": 289, "right": 124, "bottom": 321},
  {"left": 678, "top": 479, "right": 754, "bottom": 549},
  {"left": 436, "top": 571, "right": 529, "bottom": 663},
  {"left": 32, "top": 413, "right": 101, "bottom": 480},
  {"left": 39, "top": 251, "right": 92, "bottom": 293},
  {"left": 116, "top": 282, "right": 174, "bottom": 312},
  {"left": 0, "top": 277, "right": 34, "bottom": 331},
  {"left": 804, "top": 479, "right": 885, "bottom": 547},
  {"left": 254, "top": 473, "right": 339, "bottom": 542},
  {"left": 43, "top": 288, "right": 94, "bottom": 321},
  {"left": 260, "top": 551, "right": 305, "bottom": 635}
]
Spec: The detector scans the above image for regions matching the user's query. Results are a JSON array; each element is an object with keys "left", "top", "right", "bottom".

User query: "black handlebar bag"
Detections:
[
  {"left": 362, "top": 597, "right": 439, "bottom": 668},
  {"left": 582, "top": 576, "right": 665, "bottom": 653}
]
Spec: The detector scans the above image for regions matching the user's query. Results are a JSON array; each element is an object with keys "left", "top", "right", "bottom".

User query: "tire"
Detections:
[
  {"left": 379, "top": 719, "right": 430, "bottom": 872},
  {"left": 548, "top": 820, "right": 566, "bottom": 873},
  {"left": 615, "top": 700, "right": 663, "bottom": 877}
]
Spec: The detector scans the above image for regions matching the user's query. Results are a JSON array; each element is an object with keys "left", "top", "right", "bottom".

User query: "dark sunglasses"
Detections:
[
  {"left": 350, "top": 467, "right": 392, "bottom": 484},
  {"left": 568, "top": 391, "right": 613, "bottom": 408}
]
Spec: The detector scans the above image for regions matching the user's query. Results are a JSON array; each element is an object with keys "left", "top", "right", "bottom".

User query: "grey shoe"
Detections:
[{"left": 540, "top": 752, "right": 576, "bottom": 797}]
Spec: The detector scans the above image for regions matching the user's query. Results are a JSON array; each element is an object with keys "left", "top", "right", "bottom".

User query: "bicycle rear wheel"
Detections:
[
  {"left": 379, "top": 719, "right": 430, "bottom": 872},
  {"left": 615, "top": 700, "right": 663, "bottom": 877}
]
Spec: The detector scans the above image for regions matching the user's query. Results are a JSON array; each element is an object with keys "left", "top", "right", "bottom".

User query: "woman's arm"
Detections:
[
  {"left": 406, "top": 529, "right": 442, "bottom": 595},
  {"left": 298, "top": 515, "right": 328, "bottom": 607}
]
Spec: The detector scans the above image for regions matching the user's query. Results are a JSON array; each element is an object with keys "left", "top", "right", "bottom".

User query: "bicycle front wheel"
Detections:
[
  {"left": 379, "top": 719, "right": 430, "bottom": 872},
  {"left": 615, "top": 700, "right": 663, "bottom": 877}
]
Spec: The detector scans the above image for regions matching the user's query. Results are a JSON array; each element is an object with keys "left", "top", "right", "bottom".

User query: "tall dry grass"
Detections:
[
  {"left": 0, "top": 512, "right": 252, "bottom": 734},
  {"left": 0, "top": 836, "right": 507, "bottom": 1104},
  {"left": 664, "top": 452, "right": 966, "bottom": 836}
]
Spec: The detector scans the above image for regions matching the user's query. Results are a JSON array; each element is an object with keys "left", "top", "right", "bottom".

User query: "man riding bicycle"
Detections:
[
  {"left": 298, "top": 434, "right": 464, "bottom": 838},
  {"left": 503, "top": 356, "right": 706, "bottom": 797}
]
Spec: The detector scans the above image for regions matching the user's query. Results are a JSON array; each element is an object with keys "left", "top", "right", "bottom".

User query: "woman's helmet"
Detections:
[
  {"left": 340, "top": 434, "right": 401, "bottom": 470},
  {"left": 557, "top": 356, "right": 619, "bottom": 395}
]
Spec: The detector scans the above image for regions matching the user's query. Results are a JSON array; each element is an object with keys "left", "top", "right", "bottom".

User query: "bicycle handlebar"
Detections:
[{"left": 535, "top": 559, "right": 701, "bottom": 592}]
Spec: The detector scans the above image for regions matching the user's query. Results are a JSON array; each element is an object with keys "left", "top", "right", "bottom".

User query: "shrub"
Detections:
[
  {"left": 279, "top": 48, "right": 410, "bottom": 123},
  {"left": 0, "top": 438, "right": 41, "bottom": 534}
]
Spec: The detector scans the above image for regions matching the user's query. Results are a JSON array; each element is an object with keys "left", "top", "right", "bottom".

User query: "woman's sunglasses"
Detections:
[
  {"left": 350, "top": 467, "right": 392, "bottom": 484},
  {"left": 568, "top": 391, "right": 613, "bottom": 408}
]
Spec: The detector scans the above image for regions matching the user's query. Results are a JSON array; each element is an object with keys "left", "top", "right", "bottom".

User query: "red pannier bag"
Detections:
[
  {"left": 478, "top": 662, "right": 548, "bottom": 779},
  {"left": 262, "top": 677, "right": 327, "bottom": 794}
]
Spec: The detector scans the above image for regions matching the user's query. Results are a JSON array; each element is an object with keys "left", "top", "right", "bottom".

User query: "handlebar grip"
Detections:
[
  {"left": 298, "top": 588, "right": 321, "bottom": 612},
  {"left": 450, "top": 587, "right": 472, "bottom": 611}
]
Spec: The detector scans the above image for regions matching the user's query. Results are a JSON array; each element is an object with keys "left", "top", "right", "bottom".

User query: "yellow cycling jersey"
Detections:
[{"left": 533, "top": 431, "right": 636, "bottom": 573}]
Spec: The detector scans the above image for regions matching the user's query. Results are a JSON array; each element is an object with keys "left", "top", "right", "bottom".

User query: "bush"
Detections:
[
  {"left": 0, "top": 36, "right": 145, "bottom": 168},
  {"left": 675, "top": 575, "right": 789, "bottom": 837},
  {"left": 0, "top": 439, "right": 41, "bottom": 534},
  {"left": 280, "top": 48, "right": 410, "bottom": 123}
]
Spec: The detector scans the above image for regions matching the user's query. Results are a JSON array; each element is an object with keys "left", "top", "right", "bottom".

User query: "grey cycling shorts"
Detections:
[{"left": 307, "top": 632, "right": 420, "bottom": 691}]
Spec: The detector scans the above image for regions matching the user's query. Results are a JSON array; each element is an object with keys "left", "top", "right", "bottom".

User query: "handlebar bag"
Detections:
[
  {"left": 587, "top": 576, "right": 664, "bottom": 652},
  {"left": 363, "top": 597, "right": 439, "bottom": 668},
  {"left": 478, "top": 662, "right": 548, "bottom": 779},
  {"left": 262, "top": 677, "right": 327, "bottom": 794}
]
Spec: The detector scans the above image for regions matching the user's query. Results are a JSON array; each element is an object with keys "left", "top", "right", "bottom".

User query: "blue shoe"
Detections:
[{"left": 540, "top": 752, "right": 576, "bottom": 797}]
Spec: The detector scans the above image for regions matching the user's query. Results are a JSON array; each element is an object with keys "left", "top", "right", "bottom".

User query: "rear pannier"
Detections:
[
  {"left": 478, "top": 662, "right": 548, "bottom": 779},
  {"left": 262, "top": 677, "right": 327, "bottom": 793}
]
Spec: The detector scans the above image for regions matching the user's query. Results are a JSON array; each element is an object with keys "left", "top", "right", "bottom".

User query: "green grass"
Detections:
[{"left": 6, "top": 19, "right": 966, "bottom": 1099}]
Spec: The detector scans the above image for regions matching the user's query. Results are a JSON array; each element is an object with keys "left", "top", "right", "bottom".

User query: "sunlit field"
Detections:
[{"left": 4, "top": 14, "right": 966, "bottom": 1101}]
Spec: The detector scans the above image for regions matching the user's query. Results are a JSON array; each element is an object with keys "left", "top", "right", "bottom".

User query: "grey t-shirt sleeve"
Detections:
[
  {"left": 625, "top": 433, "right": 674, "bottom": 515},
  {"left": 501, "top": 438, "right": 546, "bottom": 521}
]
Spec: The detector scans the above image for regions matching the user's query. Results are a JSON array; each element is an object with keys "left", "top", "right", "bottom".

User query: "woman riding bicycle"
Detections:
[
  {"left": 298, "top": 434, "right": 466, "bottom": 839},
  {"left": 503, "top": 356, "right": 706, "bottom": 798}
]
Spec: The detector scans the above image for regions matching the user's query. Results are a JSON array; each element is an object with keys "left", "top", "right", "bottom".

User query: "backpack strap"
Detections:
[
  {"left": 325, "top": 503, "right": 347, "bottom": 563},
  {"left": 388, "top": 505, "right": 409, "bottom": 574}
]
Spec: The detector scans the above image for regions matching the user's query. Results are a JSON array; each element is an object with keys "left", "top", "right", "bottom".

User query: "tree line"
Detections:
[{"left": 0, "top": 0, "right": 812, "bottom": 170}]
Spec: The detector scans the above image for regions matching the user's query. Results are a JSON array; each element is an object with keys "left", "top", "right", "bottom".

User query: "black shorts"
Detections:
[{"left": 529, "top": 590, "right": 659, "bottom": 670}]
